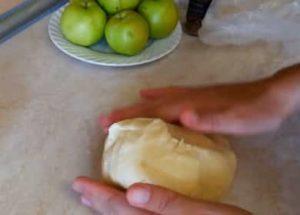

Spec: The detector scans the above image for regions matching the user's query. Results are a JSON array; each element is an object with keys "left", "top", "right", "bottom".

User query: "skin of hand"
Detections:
[
  {"left": 99, "top": 65, "right": 300, "bottom": 135},
  {"left": 72, "top": 177, "right": 251, "bottom": 215},
  {"left": 74, "top": 65, "right": 300, "bottom": 214}
]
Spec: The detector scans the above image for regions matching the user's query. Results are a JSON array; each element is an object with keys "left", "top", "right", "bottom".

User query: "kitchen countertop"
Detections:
[
  {"left": 0, "top": 0, "right": 23, "bottom": 14},
  {"left": 0, "top": 14, "right": 299, "bottom": 215}
]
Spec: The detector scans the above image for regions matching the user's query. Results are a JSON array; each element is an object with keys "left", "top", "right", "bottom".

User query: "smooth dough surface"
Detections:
[{"left": 102, "top": 118, "right": 237, "bottom": 201}]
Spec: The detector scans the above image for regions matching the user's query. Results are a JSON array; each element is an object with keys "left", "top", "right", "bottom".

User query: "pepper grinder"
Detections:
[{"left": 185, "top": 0, "right": 213, "bottom": 36}]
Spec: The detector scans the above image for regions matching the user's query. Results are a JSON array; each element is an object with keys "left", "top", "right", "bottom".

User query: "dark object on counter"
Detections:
[
  {"left": 185, "top": 0, "right": 213, "bottom": 36},
  {"left": 0, "top": 0, "right": 68, "bottom": 44}
]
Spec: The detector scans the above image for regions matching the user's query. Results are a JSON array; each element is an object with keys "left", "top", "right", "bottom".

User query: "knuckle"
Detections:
[
  {"left": 273, "top": 117, "right": 283, "bottom": 129},
  {"left": 207, "top": 114, "right": 220, "bottom": 129},
  {"left": 105, "top": 194, "right": 122, "bottom": 215},
  {"left": 106, "top": 193, "right": 119, "bottom": 207},
  {"left": 157, "top": 192, "right": 178, "bottom": 213}
]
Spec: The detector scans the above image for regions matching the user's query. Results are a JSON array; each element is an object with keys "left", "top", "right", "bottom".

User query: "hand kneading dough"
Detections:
[{"left": 102, "top": 118, "right": 237, "bottom": 201}]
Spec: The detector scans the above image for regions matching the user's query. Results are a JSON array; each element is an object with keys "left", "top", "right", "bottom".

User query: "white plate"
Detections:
[{"left": 48, "top": 5, "right": 182, "bottom": 67}]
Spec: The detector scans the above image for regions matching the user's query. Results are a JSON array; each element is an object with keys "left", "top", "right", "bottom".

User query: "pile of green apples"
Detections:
[{"left": 60, "top": 0, "right": 179, "bottom": 56}]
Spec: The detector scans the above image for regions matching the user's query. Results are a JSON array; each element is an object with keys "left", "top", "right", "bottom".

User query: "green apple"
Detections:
[
  {"left": 105, "top": 10, "right": 149, "bottom": 56},
  {"left": 138, "top": 0, "right": 179, "bottom": 39},
  {"left": 60, "top": 0, "right": 107, "bottom": 46},
  {"left": 97, "top": 0, "right": 140, "bottom": 15}
]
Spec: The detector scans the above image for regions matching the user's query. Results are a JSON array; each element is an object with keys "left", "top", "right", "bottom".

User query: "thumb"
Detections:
[
  {"left": 126, "top": 183, "right": 198, "bottom": 215},
  {"left": 126, "top": 183, "right": 251, "bottom": 215}
]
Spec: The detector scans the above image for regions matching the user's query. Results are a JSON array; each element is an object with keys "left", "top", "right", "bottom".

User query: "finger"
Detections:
[
  {"left": 72, "top": 177, "right": 151, "bottom": 215},
  {"left": 127, "top": 183, "right": 190, "bottom": 215},
  {"left": 102, "top": 104, "right": 151, "bottom": 129},
  {"left": 127, "top": 183, "right": 251, "bottom": 215},
  {"left": 180, "top": 108, "right": 280, "bottom": 135},
  {"left": 179, "top": 108, "right": 249, "bottom": 134},
  {"left": 104, "top": 102, "right": 184, "bottom": 129},
  {"left": 99, "top": 114, "right": 109, "bottom": 134},
  {"left": 140, "top": 87, "right": 191, "bottom": 100},
  {"left": 102, "top": 101, "right": 195, "bottom": 131}
]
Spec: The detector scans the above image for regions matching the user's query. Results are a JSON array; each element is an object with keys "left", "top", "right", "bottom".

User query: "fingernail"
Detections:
[
  {"left": 129, "top": 187, "right": 151, "bottom": 204},
  {"left": 81, "top": 196, "right": 92, "bottom": 207}
]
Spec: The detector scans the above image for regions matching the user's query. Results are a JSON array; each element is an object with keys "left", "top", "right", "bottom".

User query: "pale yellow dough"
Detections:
[{"left": 102, "top": 118, "right": 237, "bottom": 201}]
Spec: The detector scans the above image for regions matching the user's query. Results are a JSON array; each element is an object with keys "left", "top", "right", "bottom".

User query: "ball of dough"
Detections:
[{"left": 102, "top": 118, "right": 237, "bottom": 201}]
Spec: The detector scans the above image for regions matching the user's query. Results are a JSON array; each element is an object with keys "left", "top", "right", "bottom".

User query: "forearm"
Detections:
[{"left": 269, "top": 64, "right": 300, "bottom": 114}]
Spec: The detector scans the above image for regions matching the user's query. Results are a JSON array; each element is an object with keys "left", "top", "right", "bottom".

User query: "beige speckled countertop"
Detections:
[
  {"left": 0, "top": 11, "right": 299, "bottom": 215},
  {"left": 0, "top": 0, "right": 23, "bottom": 14}
]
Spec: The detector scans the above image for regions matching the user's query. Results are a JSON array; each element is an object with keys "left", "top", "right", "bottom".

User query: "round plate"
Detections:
[{"left": 48, "top": 6, "right": 182, "bottom": 67}]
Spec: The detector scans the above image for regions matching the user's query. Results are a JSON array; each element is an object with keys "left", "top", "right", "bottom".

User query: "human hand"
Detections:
[
  {"left": 100, "top": 80, "right": 294, "bottom": 135},
  {"left": 72, "top": 177, "right": 251, "bottom": 215}
]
